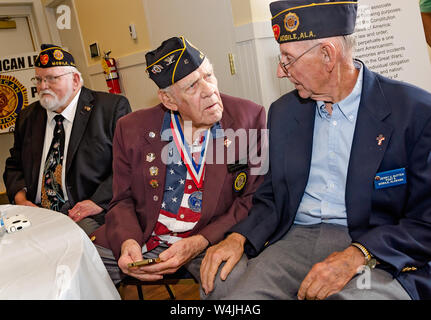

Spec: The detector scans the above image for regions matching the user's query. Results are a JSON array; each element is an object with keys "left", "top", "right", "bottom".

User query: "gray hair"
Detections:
[
  {"left": 62, "top": 66, "right": 84, "bottom": 86},
  {"left": 340, "top": 34, "right": 356, "bottom": 54},
  {"left": 306, "top": 34, "right": 355, "bottom": 59},
  {"left": 159, "top": 57, "right": 213, "bottom": 96}
]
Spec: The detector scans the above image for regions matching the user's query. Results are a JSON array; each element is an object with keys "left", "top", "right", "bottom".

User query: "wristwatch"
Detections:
[{"left": 351, "top": 242, "right": 377, "bottom": 269}]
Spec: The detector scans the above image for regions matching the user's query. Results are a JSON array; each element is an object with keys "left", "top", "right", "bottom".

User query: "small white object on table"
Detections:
[{"left": 0, "top": 205, "right": 120, "bottom": 300}]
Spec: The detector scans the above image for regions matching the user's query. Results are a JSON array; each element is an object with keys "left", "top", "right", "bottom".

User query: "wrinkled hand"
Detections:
[
  {"left": 142, "top": 235, "right": 209, "bottom": 275},
  {"left": 200, "top": 232, "right": 246, "bottom": 295},
  {"left": 297, "top": 246, "right": 366, "bottom": 300},
  {"left": 118, "top": 239, "right": 163, "bottom": 281},
  {"left": 68, "top": 200, "right": 103, "bottom": 222},
  {"left": 14, "top": 190, "right": 38, "bottom": 207},
  {"left": 119, "top": 235, "right": 208, "bottom": 282}
]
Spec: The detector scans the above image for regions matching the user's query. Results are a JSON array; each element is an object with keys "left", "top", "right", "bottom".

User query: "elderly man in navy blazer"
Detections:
[
  {"left": 202, "top": 0, "right": 431, "bottom": 300},
  {"left": 92, "top": 36, "right": 266, "bottom": 299}
]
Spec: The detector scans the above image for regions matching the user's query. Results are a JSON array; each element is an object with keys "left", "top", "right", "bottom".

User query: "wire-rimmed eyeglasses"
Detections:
[
  {"left": 278, "top": 42, "right": 321, "bottom": 75},
  {"left": 31, "top": 72, "right": 74, "bottom": 86}
]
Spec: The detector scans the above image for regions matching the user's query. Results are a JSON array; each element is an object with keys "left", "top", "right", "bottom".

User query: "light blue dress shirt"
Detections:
[{"left": 294, "top": 61, "right": 364, "bottom": 226}]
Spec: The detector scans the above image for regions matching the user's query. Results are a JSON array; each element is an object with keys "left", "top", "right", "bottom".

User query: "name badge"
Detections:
[{"left": 374, "top": 168, "right": 407, "bottom": 189}]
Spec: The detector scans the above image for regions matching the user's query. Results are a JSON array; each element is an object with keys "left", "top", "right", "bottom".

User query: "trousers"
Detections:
[{"left": 223, "top": 224, "right": 411, "bottom": 300}]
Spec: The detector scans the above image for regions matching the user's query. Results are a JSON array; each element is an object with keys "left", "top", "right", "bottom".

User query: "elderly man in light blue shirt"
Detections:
[
  {"left": 200, "top": 0, "right": 429, "bottom": 301},
  {"left": 295, "top": 62, "right": 363, "bottom": 226}
]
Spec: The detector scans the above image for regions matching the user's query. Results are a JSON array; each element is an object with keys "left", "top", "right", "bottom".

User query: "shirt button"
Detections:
[
  {"left": 349, "top": 115, "right": 354, "bottom": 120},
  {"left": 188, "top": 185, "right": 192, "bottom": 190},
  {"left": 153, "top": 195, "right": 158, "bottom": 201},
  {"left": 173, "top": 233, "right": 178, "bottom": 237},
  {"left": 332, "top": 120, "right": 338, "bottom": 126},
  {"left": 180, "top": 214, "right": 185, "bottom": 219},
  {"left": 329, "top": 151, "right": 336, "bottom": 159},
  {"left": 329, "top": 183, "right": 335, "bottom": 189}
]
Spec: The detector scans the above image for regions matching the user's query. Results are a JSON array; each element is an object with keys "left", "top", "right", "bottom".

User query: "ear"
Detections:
[
  {"left": 320, "top": 41, "right": 337, "bottom": 73},
  {"left": 158, "top": 89, "right": 178, "bottom": 111},
  {"left": 72, "top": 72, "right": 81, "bottom": 89}
]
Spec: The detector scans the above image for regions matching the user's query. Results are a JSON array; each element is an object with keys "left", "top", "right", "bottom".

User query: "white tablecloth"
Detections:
[{"left": 0, "top": 205, "right": 120, "bottom": 300}]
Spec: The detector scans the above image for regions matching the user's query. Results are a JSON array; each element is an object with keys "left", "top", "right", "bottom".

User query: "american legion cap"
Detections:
[
  {"left": 35, "top": 44, "right": 76, "bottom": 68},
  {"left": 270, "top": 0, "right": 358, "bottom": 44},
  {"left": 145, "top": 36, "right": 205, "bottom": 89}
]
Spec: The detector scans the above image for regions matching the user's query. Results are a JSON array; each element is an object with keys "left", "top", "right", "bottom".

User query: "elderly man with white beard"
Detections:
[{"left": 4, "top": 44, "right": 131, "bottom": 235}]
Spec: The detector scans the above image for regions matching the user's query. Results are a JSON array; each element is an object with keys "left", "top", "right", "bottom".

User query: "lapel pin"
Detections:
[
  {"left": 376, "top": 134, "right": 385, "bottom": 146},
  {"left": 84, "top": 105, "right": 92, "bottom": 112},
  {"left": 146, "top": 153, "right": 156, "bottom": 163},
  {"left": 234, "top": 172, "right": 247, "bottom": 192},
  {"left": 224, "top": 137, "right": 232, "bottom": 148},
  {"left": 149, "top": 166, "right": 159, "bottom": 176},
  {"left": 150, "top": 179, "right": 159, "bottom": 188}
]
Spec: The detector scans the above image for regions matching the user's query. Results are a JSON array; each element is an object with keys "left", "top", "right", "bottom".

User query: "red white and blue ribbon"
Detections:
[{"left": 170, "top": 112, "right": 209, "bottom": 189}]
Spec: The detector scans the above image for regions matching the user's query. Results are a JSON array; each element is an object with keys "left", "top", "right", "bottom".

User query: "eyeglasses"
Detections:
[
  {"left": 278, "top": 42, "right": 321, "bottom": 74},
  {"left": 31, "top": 72, "right": 74, "bottom": 86}
]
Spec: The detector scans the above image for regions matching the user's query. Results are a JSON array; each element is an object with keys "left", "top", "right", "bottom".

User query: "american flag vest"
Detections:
[{"left": 144, "top": 111, "right": 222, "bottom": 253}]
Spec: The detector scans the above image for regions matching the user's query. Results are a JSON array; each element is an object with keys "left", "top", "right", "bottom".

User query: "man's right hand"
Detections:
[
  {"left": 14, "top": 189, "right": 37, "bottom": 207},
  {"left": 200, "top": 232, "right": 246, "bottom": 295},
  {"left": 118, "top": 239, "right": 163, "bottom": 281}
]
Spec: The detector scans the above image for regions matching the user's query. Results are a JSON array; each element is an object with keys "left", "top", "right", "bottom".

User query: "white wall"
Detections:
[
  {"left": 233, "top": 21, "right": 294, "bottom": 111},
  {"left": 87, "top": 51, "right": 159, "bottom": 111}
]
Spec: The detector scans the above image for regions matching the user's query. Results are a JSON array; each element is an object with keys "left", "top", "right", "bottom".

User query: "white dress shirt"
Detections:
[{"left": 35, "top": 89, "right": 81, "bottom": 205}]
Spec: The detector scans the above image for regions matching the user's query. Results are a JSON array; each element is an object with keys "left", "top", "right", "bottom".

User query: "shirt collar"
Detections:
[
  {"left": 160, "top": 110, "right": 223, "bottom": 141},
  {"left": 316, "top": 61, "right": 363, "bottom": 122},
  {"left": 46, "top": 88, "right": 81, "bottom": 123}
]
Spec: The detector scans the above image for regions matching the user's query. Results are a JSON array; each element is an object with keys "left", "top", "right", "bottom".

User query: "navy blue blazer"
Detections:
[{"left": 231, "top": 65, "right": 431, "bottom": 300}]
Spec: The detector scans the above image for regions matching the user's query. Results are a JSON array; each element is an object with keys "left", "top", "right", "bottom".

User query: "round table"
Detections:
[{"left": 0, "top": 205, "right": 120, "bottom": 299}]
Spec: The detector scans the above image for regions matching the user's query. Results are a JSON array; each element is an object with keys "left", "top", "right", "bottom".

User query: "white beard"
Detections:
[{"left": 39, "top": 85, "right": 74, "bottom": 112}]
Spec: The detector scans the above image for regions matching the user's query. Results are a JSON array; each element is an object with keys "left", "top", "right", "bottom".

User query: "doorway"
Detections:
[
  {"left": 143, "top": 0, "right": 240, "bottom": 97},
  {"left": 0, "top": 6, "right": 38, "bottom": 193}
]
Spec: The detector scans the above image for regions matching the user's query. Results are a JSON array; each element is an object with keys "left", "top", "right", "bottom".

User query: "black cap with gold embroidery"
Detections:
[
  {"left": 270, "top": 0, "right": 358, "bottom": 44},
  {"left": 35, "top": 44, "right": 76, "bottom": 68},
  {"left": 145, "top": 36, "right": 205, "bottom": 89}
]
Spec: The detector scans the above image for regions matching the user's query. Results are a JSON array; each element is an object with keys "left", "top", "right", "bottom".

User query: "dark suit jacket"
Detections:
[
  {"left": 3, "top": 87, "right": 131, "bottom": 224},
  {"left": 231, "top": 65, "right": 431, "bottom": 300},
  {"left": 92, "top": 93, "right": 266, "bottom": 260}
]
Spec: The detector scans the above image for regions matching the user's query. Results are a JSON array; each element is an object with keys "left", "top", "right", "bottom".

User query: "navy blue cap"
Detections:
[
  {"left": 35, "top": 44, "right": 76, "bottom": 68},
  {"left": 145, "top": 36, "right": 205, "bottom": 89},
  {"left": 270, "top": 0, "right": 358, "bottom": 43}
]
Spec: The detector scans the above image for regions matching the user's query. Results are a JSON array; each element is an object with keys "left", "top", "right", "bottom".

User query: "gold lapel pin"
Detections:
[
  {"left": 150, "top": 179, "right": 159, "bottom": 188},
  {"left": 149, "top": 166, "right": 159, "bottom": 176}
]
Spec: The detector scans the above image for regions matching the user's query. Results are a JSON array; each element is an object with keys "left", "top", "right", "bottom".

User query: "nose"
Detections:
[
  {"left": 38, "top": 79, "right": 49, "bottom": 90},
  {"left": 277, "top": 64, "right": 288, "bottom": 79},
  {"left": 200, "top": 79, "right": 215, "bottom": 98}
]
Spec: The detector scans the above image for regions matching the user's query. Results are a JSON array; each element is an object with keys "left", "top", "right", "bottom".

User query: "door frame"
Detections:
[{"left": 0, "top": 0, "right": 57, "bottom": 47}]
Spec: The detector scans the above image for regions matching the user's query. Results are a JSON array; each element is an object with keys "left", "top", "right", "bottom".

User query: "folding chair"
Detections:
[{"left": 118, "top": 267, "right": 198, "bottom": 300}]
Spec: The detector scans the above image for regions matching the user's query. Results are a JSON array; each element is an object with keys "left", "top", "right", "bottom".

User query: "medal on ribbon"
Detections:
[
  {"left": 170, "top": 112, "right": 209, "bottom": 189},
  {"left": 188, "top": 191, "right": 203, "bottom": 212}
]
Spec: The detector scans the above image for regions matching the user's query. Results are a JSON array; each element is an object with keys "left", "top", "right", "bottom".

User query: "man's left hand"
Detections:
[
  {"left": 297, "top": 246, "right": 366, "bottom": 300},
  {"left": 68, "top": 200, "right": 103, "bottom": 222},
  {"left": 137, "top": 235, "right": 209, "bottom": 276}
]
